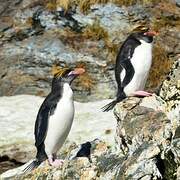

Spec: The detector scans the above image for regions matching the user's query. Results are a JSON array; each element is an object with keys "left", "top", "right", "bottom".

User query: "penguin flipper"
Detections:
[
  {"left": 120, "top": 60, "right": 135, "bottom": 88},
  {"left": 35, "top": 105, "right": 51, "bottom": 147},
  {"left": 115, "top": 38, "right": 139, "bottom": 89},
  {"left": 35, "top": 94, "right": 58, "bottom": 147}
]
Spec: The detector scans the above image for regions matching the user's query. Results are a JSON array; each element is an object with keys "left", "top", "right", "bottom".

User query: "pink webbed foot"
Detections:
[
  {"left": 50, "top": 159, "right": 64, "bottom": 167},
  {"left": 133, "top": 90, "right": 152, "bottom": 97},
  {"left": 48, "top": 155, "right": 64, "bottom": 167}
]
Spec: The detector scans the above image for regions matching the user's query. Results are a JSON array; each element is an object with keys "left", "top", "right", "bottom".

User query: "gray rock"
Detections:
[
  {"left": 171, "top": 126, "right": 180, "bottom": 165},
  {"left": 177, "top": 166, "right": 180, "bottom": 179},
  {"left": 160, "top": 59, "right": 180, "bottom": 125},
  {"left": 114, "top": 95, "right": 179, "bottom": 179},
  {"left": 0, "top": 30, "right": 116, "bottom": 100},
  {"left": 0, "top": 3, "right": 144, "bottom": 101},
  {"left": 114, "top": 96, "right": 171, "bottom": 153},
  {"left": 74, "top": 3, "right": 131, "bottom": 42},
  {"left": 117, "top": 142, "right": 162, "bottom": 179}
]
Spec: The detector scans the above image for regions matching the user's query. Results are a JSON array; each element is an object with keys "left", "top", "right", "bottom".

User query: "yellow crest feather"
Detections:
[
  {"left": 51, "top": 65, "right": 69, "bottom": 78},
  {"left": 132, "top": 24, "right": 149, "bottom": 33}
]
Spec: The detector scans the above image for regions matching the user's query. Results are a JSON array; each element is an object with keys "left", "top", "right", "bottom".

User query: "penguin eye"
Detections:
[{"left": 63, "top": 69, "right": 72, "bottom": 77}]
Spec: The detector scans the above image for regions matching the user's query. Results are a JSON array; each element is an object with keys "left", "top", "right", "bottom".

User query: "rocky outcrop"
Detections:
[
  {"left": 1, "top": 95, "right": 179, "bottom": 179},
  {"left": 114, "top": 96, "right": 169, "bottom": 153},
  {"left": 114, "top": 96, "right": 178, "bottom": 179},
  {"left": 160, "top": 59, "right": 180, "bottom": 122}
]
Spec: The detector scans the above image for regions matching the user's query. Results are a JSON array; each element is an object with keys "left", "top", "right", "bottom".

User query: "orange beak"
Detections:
[
  {"left": 144, "top": 31, "right": 159, "bottom": 36},
  {"left": 69, "top": 68, "right": 85, "bottom": 76}
]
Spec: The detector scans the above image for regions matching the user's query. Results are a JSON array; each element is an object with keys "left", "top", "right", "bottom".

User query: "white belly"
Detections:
[
  {"left": 45, "top": 83, "right": 74, "bottom": 155},
  {"left": 122, "top": 40, "right": 152, "bottom": 96}
]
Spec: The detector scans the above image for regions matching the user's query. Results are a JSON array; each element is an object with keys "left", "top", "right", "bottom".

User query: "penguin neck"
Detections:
[
  {"left": 50, "top": 83, "right": 73, "bottom": 102},
  {"left": 62, "top": 83, "right": 73, "bottom": 100},
  {"left": 51, "top": 81, "right": 63, "bottom": 94},
  {"left": 51, "top": 79, "right": 73, "bottom": 100}
]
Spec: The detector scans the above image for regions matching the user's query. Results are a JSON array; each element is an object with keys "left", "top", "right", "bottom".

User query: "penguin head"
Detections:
[
  {"left": 131, "top": 26, "right": 158, "bottom": 43},
  {"left": 133, "top": 30, "right": 158, "bottom": 43},
  {"left": 52, "top": 66, "right": 85, "bottom": 87}
]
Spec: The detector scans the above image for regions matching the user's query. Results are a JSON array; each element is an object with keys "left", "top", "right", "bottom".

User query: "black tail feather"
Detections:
[
  {"left": 23, "top": 160, "right": 41, "bottom": 173},
  {"left": 102, "top": 93, "right": 126, "bottom": 112},
  {"left": 23, "top": 143, "right": 47, "bottom": 173},
  {"left": 101, "top": 100, "right": 118, "bottom": 112}
]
